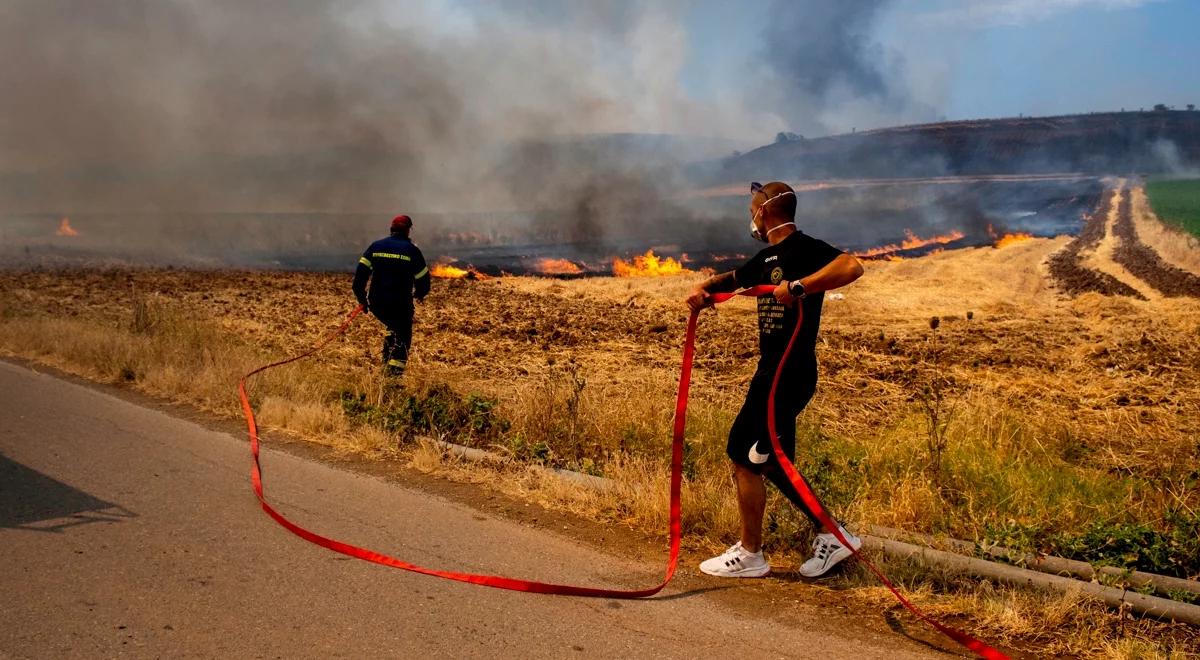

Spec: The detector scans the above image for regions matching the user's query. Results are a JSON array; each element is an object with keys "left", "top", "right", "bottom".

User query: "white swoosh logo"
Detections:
[{"left": 748, "top": 442, "right": 771, "bottom": 464}]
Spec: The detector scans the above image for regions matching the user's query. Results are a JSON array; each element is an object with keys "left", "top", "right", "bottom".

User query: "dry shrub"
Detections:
[
  {"left": 408, "top": 438, "right": 446, "bottom": 473},
  {"left": 258, "top": 396, "right": 346, "bottom": 442},
  {"left": 340, "top": 425, "right": 397, "bottom": 456}
]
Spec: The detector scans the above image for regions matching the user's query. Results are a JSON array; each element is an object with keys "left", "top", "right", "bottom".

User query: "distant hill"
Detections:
[{"left": 699, "top": 110, "right": 1200, "bottom": 184}]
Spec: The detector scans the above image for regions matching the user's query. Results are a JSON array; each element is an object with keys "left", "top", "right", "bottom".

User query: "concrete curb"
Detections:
[
  {"left": 426, "top": 437, "right": 614, "bottom": 492},
  {"left": 864, "top": 536, "right": 1200, "bottom": 626},
  {"left": 867, "top": 525, "right": 1200, "bottom": 600}
]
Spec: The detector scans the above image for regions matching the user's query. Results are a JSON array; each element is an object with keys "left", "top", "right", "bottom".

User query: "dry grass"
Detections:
[
  {"left": 1132, "top": 185, "right": 1200, "bottom": 276},
  {"left": 2, "top": 242, "right": 1199, "bottom": 656}
]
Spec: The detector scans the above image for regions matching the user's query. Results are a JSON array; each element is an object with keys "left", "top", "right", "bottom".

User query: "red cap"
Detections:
[{"left": 390, "top": 214, "right": 412, "bottom": 231}]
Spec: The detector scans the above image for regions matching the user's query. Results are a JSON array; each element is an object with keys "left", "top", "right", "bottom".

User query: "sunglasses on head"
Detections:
[{"left": 750, "top": 181, "right": 764, "bottom": 194}]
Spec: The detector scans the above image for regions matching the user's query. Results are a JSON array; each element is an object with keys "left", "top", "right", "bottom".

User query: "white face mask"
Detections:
[
  {"left": 750, "top": 218, "right": 765, "bottom": 242},
  {"left": 750, "top": 190, "right": 796, "bottom": 242}
]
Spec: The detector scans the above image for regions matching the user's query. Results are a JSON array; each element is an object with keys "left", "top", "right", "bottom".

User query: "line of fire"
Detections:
[{"left": 21, "top": 174, "right": 1093, "bottom": 278}]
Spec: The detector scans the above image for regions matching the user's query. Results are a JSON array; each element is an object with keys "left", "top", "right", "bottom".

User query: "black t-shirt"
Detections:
[{"left": 733, "top": 230, "right": 844, "bottom": 366}]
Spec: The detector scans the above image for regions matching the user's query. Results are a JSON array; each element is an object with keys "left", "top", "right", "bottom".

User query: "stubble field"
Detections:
[{"left": 2, "top": 189, "right": 1199, "bottom": 656}]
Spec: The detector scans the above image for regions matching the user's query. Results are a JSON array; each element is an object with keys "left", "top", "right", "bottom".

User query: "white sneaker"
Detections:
[
  {"left": 799, "top": 528, "right": 862, "bottom": 578},
  {"left": 699, "top": 541, "right": 771, "bottom": 578}
]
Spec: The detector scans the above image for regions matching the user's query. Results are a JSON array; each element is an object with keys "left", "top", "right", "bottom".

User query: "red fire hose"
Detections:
[{"left": 237, "top": 286, "right": 1006, "bottom": 658}]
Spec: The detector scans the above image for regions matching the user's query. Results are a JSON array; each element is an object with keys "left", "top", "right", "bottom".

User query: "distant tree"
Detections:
[
  {"left": 1189, "top": 104, "right": 1196, "bottom": 111},
  {"left": 774, "top": 132, "right": 802, "bottom": 144},
  {"left": 1153, "top": 103, "right": 1168, "bottom": 112}
]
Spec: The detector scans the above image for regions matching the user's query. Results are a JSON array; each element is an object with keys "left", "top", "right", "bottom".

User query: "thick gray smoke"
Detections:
[
  {"left": 0, "top": 0, "right": 1122, "bottom": 272},
  {"left": 0, "top": 0, "right": 762, "bottom": 217},
  {"left": 766, "top": 1, "right": 890, "bottom": 100},
  {"left": 1, "top": 0, "right": 948, "bottom": 219},
  {"left": 758, "top": 0, "right": 934, "bottom": 136}
]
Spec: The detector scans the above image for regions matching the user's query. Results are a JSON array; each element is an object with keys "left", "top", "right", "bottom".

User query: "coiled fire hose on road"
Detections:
[{"left": 237, "top": 286, "right": 1006, "bottom": 658}]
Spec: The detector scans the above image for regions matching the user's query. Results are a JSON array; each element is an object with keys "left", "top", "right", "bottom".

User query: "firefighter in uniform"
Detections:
[{"left": 353, "top": 215, "right": 431, "bottom": 378}]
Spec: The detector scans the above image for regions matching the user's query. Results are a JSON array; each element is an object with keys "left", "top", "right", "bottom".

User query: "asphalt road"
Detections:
[{"left": 0, "top": 360, "right": 941, "bottom": 659}]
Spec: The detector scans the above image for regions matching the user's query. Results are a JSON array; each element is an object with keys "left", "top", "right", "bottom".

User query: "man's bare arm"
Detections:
[
  {"left": 686, "top": 271, "right": 738, "bottom": 312},
  {"left": 701, "top": 271, "right": 738, "bottom": 293},
  {"left": 801, "top": 253, "right": 864, "bottom": 293},
  {"left": 773, "top": 253, "right": 864, "bottom": 304}
]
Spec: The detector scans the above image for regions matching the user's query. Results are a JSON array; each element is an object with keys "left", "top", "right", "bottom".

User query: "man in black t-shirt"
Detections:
[{"left": 686, "top": 181, "right": 865, "bottom": 579}]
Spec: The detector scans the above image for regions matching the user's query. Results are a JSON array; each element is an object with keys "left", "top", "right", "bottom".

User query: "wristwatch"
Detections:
[{"left": 787, "top": 279, "right": 807, "bottom": 299}]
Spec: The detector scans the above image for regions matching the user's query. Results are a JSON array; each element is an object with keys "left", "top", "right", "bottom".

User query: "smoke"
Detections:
[
  {"left": 0, "top": 0, "right": 766, "bottom": 217},
  {"left": 0, "top": 1, "right": 951, "bottom": 220},
  {"left": 0, "top": 0, "right": 1133, "bottom": 273},
  {"left": 765, "top": 2, "right": 890, "bottom": 101},
  {"left": 1151, "top": 140, "right": 1200, "bottom": 178},
  {"left": 757, "top": 0, "right": 936, "bottom": 136}
]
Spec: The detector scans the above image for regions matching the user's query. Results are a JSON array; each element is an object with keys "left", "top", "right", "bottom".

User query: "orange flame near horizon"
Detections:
[
  {"left": 431, "top": 264, "right": 468, "bottom": 278},
  {"left": 534, "top": 258, "right": 583, "bottom": 275},
  {"left": 612, "top": 250, "right": 693, "bottom": 277},
  {"left": 993, "top": 232, "right": 1034, "bottom": 249},
  {"left": 431, "top": 263, "right": 489, "bottom": 280},
  {"left": 853, "top": 229, "right": 965, "bottom": 258},
  {"left": 56, "top": 217, "right": 79, "bottom": 237}
]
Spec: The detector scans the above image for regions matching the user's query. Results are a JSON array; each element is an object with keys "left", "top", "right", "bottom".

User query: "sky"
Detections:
[
  {"left": 2, "top": 0, "right": 1197, "bottom": 212},
  {"left": 681, "top": 0, "right": 1200, "bottom": 136}
]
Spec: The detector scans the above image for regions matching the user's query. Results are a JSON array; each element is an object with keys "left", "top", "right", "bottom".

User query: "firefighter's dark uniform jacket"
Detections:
[
  {"left": 353, "top": 234, "right": 430, "bottom": 375},
  {"left": 353, "top": 234, "right": 431, "bottom": 312}
]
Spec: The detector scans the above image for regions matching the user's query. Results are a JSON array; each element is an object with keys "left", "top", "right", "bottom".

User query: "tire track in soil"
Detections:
[
  {"left": 1083, "top": 185, "right": 1160, "bottom": 300},
  {"left": 1112, "top": 185, "right": 1200, "bottom": 298},
  {"left": 1047, "top": 185, "right": 1146, "bottom": 299},
  {"left": 1129, "top": 186, "right": 1200, "bottom": 277}
]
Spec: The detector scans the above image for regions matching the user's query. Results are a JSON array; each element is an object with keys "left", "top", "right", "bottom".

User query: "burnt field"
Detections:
[{"left": 1, "top": 177, "right": 1101, "bottom": 275}]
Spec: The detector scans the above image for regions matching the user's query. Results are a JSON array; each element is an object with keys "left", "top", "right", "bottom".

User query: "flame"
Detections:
[
  {"left": 430, "top": 262, "right": 489, "bottom": 280},
  {"left": 612, "top": 250, "right": 693, "bottom": 277},
  {"left": 853, "top": 229, "right": 965, "bottom": 258},
  {"left": 431, "top": 264, "right": 469, "bottom": 278},
  {"left": 993, "top": 232, "right": 1034, "bottom": 249},
  {"left": 56, "top": 217, "right": 79, "bottom": 237},
  {"left": 534, "top": 258, "right": 583, "bottom": 275}
]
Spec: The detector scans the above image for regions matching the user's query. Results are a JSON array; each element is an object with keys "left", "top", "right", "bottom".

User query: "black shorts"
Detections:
[{"left": 726, "top": 360, "right": 817, "bottom": 474}]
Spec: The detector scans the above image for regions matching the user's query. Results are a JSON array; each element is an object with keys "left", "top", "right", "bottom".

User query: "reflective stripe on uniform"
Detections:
[
  {"left": 372, "top": 252, "right": 412, "bottom": 261},
  {"left": 414, "top": 266, "right": 429, "bottom": 279},
  {"left": 387, "top": 359, "right": 406, "bottom": 367},
  {"left": 359, "top": 256, "right": 372, "bottom": 268}
]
